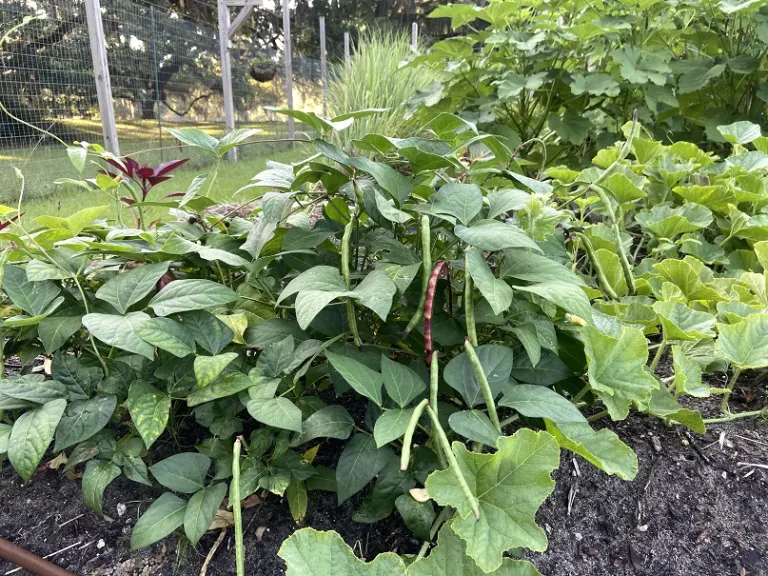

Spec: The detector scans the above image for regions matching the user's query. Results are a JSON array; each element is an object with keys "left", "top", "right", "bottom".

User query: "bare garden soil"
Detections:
[{"left": 0, "top": 371, "right": 766, "bottom": 576}]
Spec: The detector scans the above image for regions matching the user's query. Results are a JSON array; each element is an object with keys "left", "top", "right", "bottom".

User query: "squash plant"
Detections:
[{"left": 0, "top": 108, "right": 756, "bottom": 574}]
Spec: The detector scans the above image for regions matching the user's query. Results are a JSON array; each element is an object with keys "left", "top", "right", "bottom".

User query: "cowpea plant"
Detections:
[{"left": 0, "top": 108, "right": 756, "bottom": 573}]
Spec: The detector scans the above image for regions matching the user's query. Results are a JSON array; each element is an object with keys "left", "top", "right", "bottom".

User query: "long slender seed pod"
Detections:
[
  {"left": 464, "top": 339, "right": 501, "bottom": 432},
  {"left": 401, "top": 398, "right": 430, "bottom": 471},
  {"left": 573, "top": 232, "right": 619, "bottom": 300},
  {"left": 341, "top": 221, "right": 362, "bottom": 347},
  {"left": 464, "top": 249, "right": 478, "bottom": 346},
  {"left": 232, "top": 437, "right": 245, "bottom": 576},
  {"left": 403, "top": 215, "right": 432, "bottom": 338},
  {"left": 429, "top": 351, "right": 439, "bottom": 417},
  {"left": 424, "top": 261, "right": 448, "bottom": 365},
  {"left": 425, "top": 405, "right": 480, "bottom": 521}
]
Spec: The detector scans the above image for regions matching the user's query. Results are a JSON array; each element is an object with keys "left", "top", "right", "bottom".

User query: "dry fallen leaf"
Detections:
[
  {"left": 208, "top": 509, "right": 234, "bottom": 531},
  {"left": 47, "top": 452, "right": 68, "bottom": 470}
]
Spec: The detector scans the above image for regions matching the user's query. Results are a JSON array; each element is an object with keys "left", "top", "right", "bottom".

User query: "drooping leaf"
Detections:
[
  {"left": 82, "top": 459, "right": 121, "bottom": 516},
  {"left": 448, "top": 410, "right": 501, "bottom": 448},
  {"left": 718, "top": 121, "right": 762, "bottom": 145},
  {"left": 180, "top": 310, "right": 235, "bottom": 355},
  {"left": 183, "top": 483, "right": 227, "bottom": 546},
  {"left": 395, "top": 494, "right": 435, "bottom": 541},
  {"left": 648, "top": 386, "right": 706, "bottom": 433},
  {"left": 130, "top": 492, "right": 187, "bottom": 550},
  {"left": 326, "top": 351, "right": 384, "bottom": 406},
  {"left": 717, "top": 314, "right": 768, "bottom": 369},
  {"left": 336, "top": 433, "right": 393, "bottom": 504},
  {"left": 54, "top": 394, "right": 117, "bottom": 451},
  {"left": 425, "top": 430, "right": 560, "bottom": 572},
  {"left": 95, "top": 262, "right": 171, "bottom": 314},
  {"left": 373, "top": 408, "right": 415, "bottom": 448},
  {"left": 38, "top": 316, "right": 82, "bottom": 355},
  {"left": 149, "top": 280, "right": 239, "bottom": 316},
  {"left": 187, "top": 371, "right": 254, "bottom": 406},
  {"left": 443, "top": 345, "right": 514, "bottom": 407},
  {"left": 127, "top": 381, "right": 171, "bottom": 449},
  {"left": 292, "top": 405, "right": 355, "bottom": 446},
  {"left": 381, "top": 355, "right": 426, "bottom": 408},
  {"left": 3, "top": 264, "right": 61, "bottom": 316},
  {"left": 149, "top": 452, "right": 211, "bottom": 493},
  {"left": 467, "top": 248, "right": 514, "bottom": 315},
  {"left": 137, "top": 317, "right": 196, "bottom": 358},
  {"left": 83, "top": 312, "right": 155, "bottom": 360},
  {"left": 8, "top": 399, "right": 67, "bottom": 481},
  {"left": 672, "top": 346, "right": 708, "bottom": 398},
  {"left": 352, "top": 270, "right": 398, "bottom": 321},
  {"left": 456, "top": 221, "right": 542, "bottom": 253},
  {"left": 515, "top": 281, "right": 593, "bottom": 323}
]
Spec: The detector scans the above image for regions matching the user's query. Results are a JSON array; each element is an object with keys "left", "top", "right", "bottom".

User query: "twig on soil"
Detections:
[
  {"left": 4, "top": 540, "right": 82, "bottom": 575},
  {"left": 567, "top": 483, "right": 578, "bottom": 516},
  {"left": 199, "top": 529, "right": 227, "bottom": 576},
  {"left": 733, "top": 434, "right": 768, "bottom": 449},
  {"left": 736, "top": 462, "right": 768, "bottom": 470},
  {"left": 58, "top": 514, "right": 84, "bottom": 528}
]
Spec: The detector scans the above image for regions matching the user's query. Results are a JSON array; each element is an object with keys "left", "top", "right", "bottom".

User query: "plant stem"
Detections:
[
  {"left": 424, "top": 261, "right": 448, "bottom": 365},
  {"left": 464, "top": 249, "right": 478, "bottom": 346},
  {"left": 573, "top": 232, "right": 619, "bottom": 299},
  {"left": 720, "top": 368, "right": 742, "bottom": 414},
  {"left": 650, "top": 340, "right": 667, "bottom": 372},
  {"left": 590, "top": 184, "right": 636, "bottom": 295},
  {"left": 703, "top": 407, "right": 766, "bottom": 425},
  {"left": 401, "top": 399, "right": 430, "bottom": 471},
  {"left": 425, "top": 405, "right": 481, "bottom": 521},
  {"left": 415, "top": 505, "right": 454, "bottom": 561},
  {"left": 570, "top": 383, "right": 591, "bottom": 404},
  {"left": 232, "top": 437, "right": 245, "bottom": 576},
  {"left": 341, "top": 221, "right": 362, "bottom": 348},
  {"left": 403, "top": 215, "right": 432, "bottom": 339},
  {"left": 464, "top": 339, "right": 501, "bottom": 432},
  {"left": 500, "top": 414, "right": 519, "bottom": 427},
  {"left": 587, "top": 409, "right": 609, "bottom": 422}
]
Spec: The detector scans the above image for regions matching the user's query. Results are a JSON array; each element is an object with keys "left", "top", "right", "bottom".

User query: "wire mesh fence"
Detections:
[{"left": 0, "top": 0, "right": 324, "bottom": 204}]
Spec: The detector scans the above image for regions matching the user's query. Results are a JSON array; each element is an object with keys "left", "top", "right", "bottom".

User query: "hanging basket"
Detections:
[{"left": 249, "top": 59, "right": 277, "bottom": 83}]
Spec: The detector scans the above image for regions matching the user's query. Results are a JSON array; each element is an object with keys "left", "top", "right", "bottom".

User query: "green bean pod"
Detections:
[
  {"left": 464, "top": 249, "right": 478, "bottom": 346},
  {"left": 464, "top": 339, "right": 501, "bottom": 432},
  {"left": 232, "top": 437, "right": 245, "bottom": 576},
  {"left": 401, "top": 398, "right": 430, "bottom": 471},
  {"left": 403, "top": 215, "right": 432, "bottom": 338},
  {"left": 573, "top": 232, "right": 619, "bottom": 300}
]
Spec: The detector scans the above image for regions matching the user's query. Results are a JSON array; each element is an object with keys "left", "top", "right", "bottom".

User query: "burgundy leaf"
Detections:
[
  {"left": 119, "top": 197, "right": 136, "bottom": 206},
  {"left": 154, "top": 158, "right": 189, "bottom": 177}
]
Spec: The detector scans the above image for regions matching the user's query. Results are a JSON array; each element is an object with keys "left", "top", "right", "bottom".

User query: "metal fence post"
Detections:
[
  {"left": 84, "top": 0, "right": 120, "bottom": 155},
  {"left": 218, "top": 0, "right": 238, "bottom": 161},
  {"left": 412, "top": 22, "right": 418, "bottom": 51},
  {"left": 344, "top": 31, "right": 350, "bottom": 63},
  {"left": 150, "top": 6, "right": 164, "bottom": 161},
  {"left": 283, "top": 0, "right": 295, "bottom": 139},
  {"left": 320, "top": 16, "right": 327, "bottom": 118}
]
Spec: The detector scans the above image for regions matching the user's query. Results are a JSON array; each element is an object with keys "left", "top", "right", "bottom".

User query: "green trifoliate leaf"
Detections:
[
  {"left": 380, "top": 355, "right": 426, "bottom": 408},
  {"left": 95, "top": 262, "right": 171, "bottom": 314},
  {"left": 353, "top": 270, "right": 398, "bottom": 321},
  {"left": 444, "top": 344, "right": 514, "bottom": 408},
  {"left": 54, "top": 394, "right": 116, "bottom": 451},
  {"left": 373, "top": 408, "right": 415, "bottom": 448},
  {"left": 130, "top": 492, "right": 187, "bottom": 550},
  {"left": 184, "top": 483, "right": 227, "bottom": 547},
  {"left": 456, "top": 221, "right": 542, "bottom": 253},
  {"left": 467, "top": 248, "right": 514, "bottom": 315},
  {"left": 718, "top": 121, "right": 762, "bottom": 145},
  {"left": 8, "top": 398, "right": 67, "bottom": 481},
  {"left": 180, "top": 310, "right": 234, "bottom": 355},
  {"left": 429, "top": 183, "right": 483, "bottom": 225},
  {"left": 278, "top": 528, "right": 408, "bottom": 576},
  {"left": 150, "top": 452, "right": 211, "bottom": 493},
  {"left": 717, "top": 314, "right": 768, "bottom": 369},
  {"left": 186, "top": 371, "right": 254, "bottom": 407},
  {"left": 448, "top": 410, "right": 501, "bottom": 448},
  {"left": 583, "top": 325, "right": 659, "bottom": 420},
  {"left": 38, "top": 316, "right": 82, "bottom": 355},
  {"left": 425, "top": 430, "right": 559, "bottom": 572},
  {"left": 515, "top": 281, "right": 593, "bottom": 323},
  {"left": 336, "top": 433, "right": 393, "bottom": 505},
  {"left": 672, "top": 346, "right": 708, "bottom": 398},
  {"left": 149, "top": 279, "right": 239, "bottom": 316},
  {"left": 127, "top": 380, "right": 170, "bottom": 449},
  {"left": 500, "top": 385, "right": 637, "bottom": 480},
  {"left": 326, "top": 351, "right": 384, "bottom": 406},
  {"left": 291, "top": 405, "right": 355, "bottom": 446},
  {"left": 82, "top": 312, "right": 155, "bottom": 360},
  {"left": 409, "top": 525, "right": 542, "bottom": 576},
  {"left": 194, "top": 353, "right": 239, "bottom": 388},
  {"left": 653, "top": 301, "right": 716, "bottom": 341},
  {"left": 82, "top": 459, "right": 121, "bottom": 516},
  {"left": 136, "top": 317, "right": 196, "bottom": 358}
]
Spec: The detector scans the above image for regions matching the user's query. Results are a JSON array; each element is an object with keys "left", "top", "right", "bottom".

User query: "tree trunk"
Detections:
[{"left": 141, "top": 100, "right": 157, "bottom": 120}]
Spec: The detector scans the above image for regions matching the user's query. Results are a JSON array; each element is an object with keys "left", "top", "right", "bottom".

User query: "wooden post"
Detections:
[
  {"left": 320, "top": 16, "right": 327, "bottom": 118},
  {"left": 412, "top": 22, "right": 418, "bottom": 51},
  {"left": 344, "top": 31, "right": 350, "bottom": 63},
  {"left": 84, "top": 0, "right": 119, "bottom": 155},
  {"left": 218, "top": 0, "right": 238, "bottom": 161},
  {"left": 282, "top": 0, "right": 295, "bottom": 139}
]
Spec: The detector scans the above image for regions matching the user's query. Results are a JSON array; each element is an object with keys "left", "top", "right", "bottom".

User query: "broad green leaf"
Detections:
[
  {"left": 456, "top": 221, "right": 542, "bottom": 253},
  {"left": 352, "top": 270, "right": 398, "bottom": 321},
  {"left": 499, "top": 250, "right": 584, "bottom": 286},
  {"left": 583, "top": 325, "right": 659, "bottom": 419},
  {"left": 194, "top": 353, "right": 239, "bottom": 388},
  {"left": 672, "top": 346, "right": 708, "bottom": 397},
  {"left": 718, "top": 121, "right": 762, "bottom": 144},
  {"left": 95, "top": 262, "right": 171, "bottom": 314},
  {"left": 187, "top": 371, "right": 253, "bottom": 406},
  {"left": 184, "top": 483, "right": 227, "bottom": 546},
  {"left": 448, "top": 410, "right": 501, "bottom": 448},
  {"left": 648, "top": 387, "right": 705, "bottom": 433},
  {"left": 636, "top": 204, "right": 713, "bottom": 239},
  {"left": 150, "top": 452, "right": 211, "bottom": 493},
  {"left": 38, "top": 316, "right": 82, "bottom": 354},
  {"left": 180, "top": 310, "right": 234, "bottom": 355},
  {"left": 83, "top": 312, "right": 155, "bottom": 360},
  {"left": 67, "top": 146, "right": 87, "bottom": 173},
  {"left": 653, "top": 301, "right": 716, "bottom": 341},
  {"left": 122, "top": 456, "right": 152, "bottom": 486},
  {"left": 277, "top": 266, "right": 347, "bottom": 304},
  {"left": 717, "top": 314, "right": 768, "bottom": 369},
  {"left": 149, "top": 280, "right": 239, "bottom": 316},
  {"left": 136, "top": 317, "right": 196, "bottom": 358},
  {"left": 247, "top": 396, "right": 303, "bottom": 433},
  {"left": 165, "top": 127, "right": 219, "bottom": 153},
  {"left": 130, "top": 492, "right": 188, "bottom": 550},
  {"left": 278, "top": 528, "right": 407, "bottom": 576},
  {"left": 409, "top": 525, "right": 542, "bottom": 576},
  {"left": 9, "top": 399, "right": 67, "bottom": 481},
  {"left": 336, "top": 433, "right": 393, "bottom": 504},
  {"left": 425, "top": 430, "right": 559, "bottom": 572},
  {"left": 348, "top": 157, "right": 413, "bottom": 205},
  {"left": 54, "top": 394, "right": 116, "bottom": 451},
  {"left": 295, "top": 290, "right": 348, "bottom": 330},
  {"left": 82, "top": 459, "right": 121, "bottom": 516},
  {"left": 0, "top": 423, "right": 10, "bottom": 454},
  {"left": 287, "top": 481, "right": 309, "bottom": 522},
  {"left": 444, "top": 345, "right": 514, "bottom": 407},
  {"left": 653, "top": 259, "right": 722, "bottom": 303},
  {"left": 326, "top": 351, "right": 383, "bottom": 406},
  {"left": 354, "top": 455, "right": 415, "bottom": 523},
  {"left": 0, "top": 375, "right": 68, "bottom": 404},
  {"left": 291, "top": 405, "right": 355, "bottom": 445},
  {"left": 381, "top": 355, "right": 426, "bottom": 408},
  {"left": 52, "top": 354, "right": 102, "bottom": 400},
  {"left": 467, "top": 248, "right": 514, "bottom": 315},
  {"left": 515, "top": 281, "right": 593, "bottom": 323},
  {"left": 673, "top": 185, "right": 734, "bottom": 214},
  {"left": 509, "top": 324, "right": 541, "bottom": 367},
  {"left": 601, "top": 173, "right": 646, "bottom": 204},
  {"left": 487, "top": 189, "right": 530, "bottom": 219},
  {"left": 3, "top": 264, "right": 61, "bottom": 316},
  {"left": 35, "top": 205, "right": 106, "bottom": 235},
  {"left": 257, "top": 336, "right": 295, "bottom": 377},
  {"left": 430, "top": 183, "right": 483, "bottom": 225},
  {"left": 548, "top": 110, "right": 591, "bottom": 145},
  {"left": 395, "top": 494, "right": 435, "bottom": 541},
  {"left": 506, "top": 172, "right": 553, "bottom": 195},
  {"left": 373, "top": 408, "right": 415, "bottom": 447},
  {"left": 127, "top": 381, "right": 170, "bottom": 449}
]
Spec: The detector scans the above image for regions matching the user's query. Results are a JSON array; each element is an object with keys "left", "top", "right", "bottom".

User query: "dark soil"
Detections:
[{"left": 0, "top": 371, "right": 766, "bottom": 575}]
